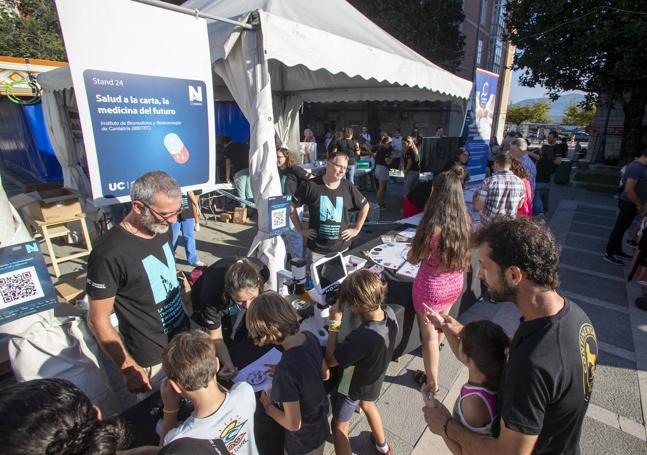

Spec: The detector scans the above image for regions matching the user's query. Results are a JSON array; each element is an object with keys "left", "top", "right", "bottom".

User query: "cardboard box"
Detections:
[
  {"left": 218, "top": 212, "right": 232, "bottom": 223},
  {"left": 233, "top": 207, "right": 247, "bottom": 224},
  {"left": 13, "top": 188, "right": 82, "bottom": 222}
]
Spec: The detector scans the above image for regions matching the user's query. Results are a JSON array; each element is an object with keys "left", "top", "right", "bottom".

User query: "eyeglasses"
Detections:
[
  {"left": 328, "top": 161, "right": 348, "bottom": 172},
  {"left": 135, "top": 200, "right": 182, "bottom": 221}
]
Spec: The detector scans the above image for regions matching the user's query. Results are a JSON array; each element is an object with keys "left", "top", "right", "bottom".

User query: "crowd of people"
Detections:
[{"left": 1, "top": 124, "right": 600, "bottom": 455}]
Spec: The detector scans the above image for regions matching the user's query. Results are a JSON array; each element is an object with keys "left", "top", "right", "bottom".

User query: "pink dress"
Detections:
[
  {"left": 412, "top": 235, "right": 464, "bottom": 315},
  {"left": 517, "top": 178, "right": 533, "bottom": 217}
]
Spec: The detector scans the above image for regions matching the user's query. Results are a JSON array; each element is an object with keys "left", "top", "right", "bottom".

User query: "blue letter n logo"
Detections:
[
  {"left": 320, "top": 196, "right": 343, "bottom": 222},
  {"left": 25, "top": 242, "right": 39, "bottom": 254}
]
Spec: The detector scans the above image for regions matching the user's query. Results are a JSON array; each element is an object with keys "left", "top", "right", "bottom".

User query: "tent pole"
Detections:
[{"left": 130, "top": 0, "right": 253, "bottom": 29}]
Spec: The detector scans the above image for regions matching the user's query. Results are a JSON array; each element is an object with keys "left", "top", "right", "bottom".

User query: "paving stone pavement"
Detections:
[
  {"left": 412, "top": 183, "right": 647, "bottom": 454},
  {"left": 14, "top": 177, "right": 647, "bottom": 453}
]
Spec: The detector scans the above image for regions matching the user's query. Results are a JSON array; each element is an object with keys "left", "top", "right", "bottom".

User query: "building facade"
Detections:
[{"left": 458, "top": 0, "right": 514, "bottom": 142}]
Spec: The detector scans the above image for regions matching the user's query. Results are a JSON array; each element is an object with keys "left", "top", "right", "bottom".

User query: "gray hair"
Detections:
[
  {"left": 510, "top": 138, "right": 528, "bottom": 151},
  {"left": 130, "top": 171, "right": 181, "bottom": 204}
]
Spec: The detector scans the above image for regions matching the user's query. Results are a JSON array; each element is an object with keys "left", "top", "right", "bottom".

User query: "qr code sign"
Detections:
[
  {"left": 0, "top": 266, "right": 45, "bottom": 308},
  {"left": 271, "top": 208, "right": 287, "bottom": 230}
]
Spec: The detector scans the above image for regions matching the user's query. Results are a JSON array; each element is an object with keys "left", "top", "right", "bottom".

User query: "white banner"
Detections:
[{"left": 55, "top": 0, "right": 215, "bottom": 205}]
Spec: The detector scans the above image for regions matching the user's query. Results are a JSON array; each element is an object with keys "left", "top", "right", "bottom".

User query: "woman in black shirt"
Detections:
[
  {"left": 277, "top": 147, "right": 311, "bottom": 258},
  {"left": 191, "top": 257, "right": 269, "bottom": 380},
  {"left": 403, "top": 136, "right": 421, "bottom": 195},
  {"left": 374, "top": 136, "right": 393, "bottom": 209}
]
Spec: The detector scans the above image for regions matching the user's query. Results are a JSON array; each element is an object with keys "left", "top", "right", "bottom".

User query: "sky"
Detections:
[{"left": 508, "top": 69, "right": 584, "bottom": 104}]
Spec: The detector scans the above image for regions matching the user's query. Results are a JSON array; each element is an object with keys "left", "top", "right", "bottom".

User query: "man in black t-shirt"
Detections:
[
  {"left": 424, "top": 217, "right": 597, "bottom": 455},
  {"left": 332, "top": 127, "right": 360, "bottom": 184},
  {"left": 87, "top": 171, "right": 189, "bottom": 397},
  {"left": 291, "top": 151, "right": 369, "bottom": 262}
]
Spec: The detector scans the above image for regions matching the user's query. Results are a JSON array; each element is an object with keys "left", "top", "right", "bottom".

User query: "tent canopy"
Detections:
[
  {"left": 37, "top": 0, "right": 473, "bottom": 291},
  {"left": 184, "top": 0, "right": 472, "bottom": 104}
]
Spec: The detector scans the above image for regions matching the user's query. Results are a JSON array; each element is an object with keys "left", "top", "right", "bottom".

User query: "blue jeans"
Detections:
[
  {"left": 345, "top": 164, "right": 356, "bottom": 184},
  {"left": 171, "top": 218, "right": 200, "bottom": 264},
  {"left": 283, "top": 207, "right": 304, "bottom": 258},
  {"left": 403, "top": 171, "right": 420, "bottom": 195},
  {"left": 234, "top": 169, "right": 254, "bottom": 209},
  {"left": 533, "top": 182, "right": 550, "bottom": 215}
]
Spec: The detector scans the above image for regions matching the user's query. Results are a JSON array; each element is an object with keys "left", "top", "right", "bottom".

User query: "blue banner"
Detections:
[
  {"left": 268, "top": 195, "right": 291, "bottom": 237},
  {"left": 83, "top": 70, "right": 210, "bottom": 200},
  {"left": 463, "top": 68, "right": 499, "bottom": 182},
  {"left": 0, "top": 241, "right": 58, "bottom": 324}
]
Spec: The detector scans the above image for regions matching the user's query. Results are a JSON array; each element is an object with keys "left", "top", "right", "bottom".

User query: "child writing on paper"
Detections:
[
  {"left": 159, "top": 330, "right": 258, "bottom": 455},
  {"left": 246, "top": 291, "right": 330, "bottom": 455},
  {"left": 423, "top": 314, "right": 509, "bottom": 454}
]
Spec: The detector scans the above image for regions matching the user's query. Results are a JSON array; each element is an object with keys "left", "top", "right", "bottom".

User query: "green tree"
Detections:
[
  {"left": 506, "top": 1, "right": 647, "bottom": 160},
  {"left": 506, "top": 101, "right": 552, "bottom": 126},
  {"left": 531, "top": 101, "right": 552, "bottom": 123},
  {"left": 348, "top": 0, "right": 465, "bottom": 72},
  {"left": 562, "top": 103, "right": 596, "bottom": 127},
  {"left": 0, "top": 0, "right": 66, "bottom": 61}
]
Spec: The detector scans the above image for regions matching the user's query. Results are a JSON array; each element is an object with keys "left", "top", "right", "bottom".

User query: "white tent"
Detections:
[{"left": 38, "top": 0, "right": 472, "bottom": 288}]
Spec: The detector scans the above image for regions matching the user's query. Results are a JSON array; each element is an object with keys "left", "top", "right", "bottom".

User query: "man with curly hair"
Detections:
[{"left": 424, "top": 217, "right": 598, "bottom": 455}]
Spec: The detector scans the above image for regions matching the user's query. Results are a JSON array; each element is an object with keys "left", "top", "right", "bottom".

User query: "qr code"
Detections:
[
  {"left": 0, "top": 266, "right": 45, "bottom": 307},
  {"left": 271, "top": 208, "right": 287, "bottom": 230}
]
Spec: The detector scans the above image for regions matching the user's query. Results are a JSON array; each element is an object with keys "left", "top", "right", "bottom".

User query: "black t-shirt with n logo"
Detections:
[
  {"left": 498, "top": 299, "right": 597, "bottom": 454},
  {"left": 86, "top": 226, "right": 189, "bottom": 367},
  {"left": 292, "top": 176, "right": 367, "bottom": 255}
]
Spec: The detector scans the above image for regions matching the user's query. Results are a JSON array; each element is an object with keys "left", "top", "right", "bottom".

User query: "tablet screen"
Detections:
[{"left": 315, "top": 254, "right": 346, "bottom": 292}]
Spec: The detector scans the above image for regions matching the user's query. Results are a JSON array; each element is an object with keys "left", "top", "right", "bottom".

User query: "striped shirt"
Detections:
[{"left": 474, "top": 170, "right": 526, "bottom": 224}]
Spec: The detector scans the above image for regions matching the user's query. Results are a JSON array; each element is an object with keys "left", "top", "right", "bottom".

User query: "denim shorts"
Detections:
[
  {"left": 332, "top": 392, "right": 360, "bottom": 422},
  {"left": 374, "top": 164, "right": 389, "bottom": 182}
]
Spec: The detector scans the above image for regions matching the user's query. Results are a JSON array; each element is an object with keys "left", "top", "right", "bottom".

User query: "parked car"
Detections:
[{"left": 574, "top": 131, "right": 589, "bottom": 142}]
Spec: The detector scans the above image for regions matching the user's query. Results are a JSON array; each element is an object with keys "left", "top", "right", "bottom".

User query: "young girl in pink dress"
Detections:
[{"left": 407, "top": 168, "right": 472, "bottom": 393}]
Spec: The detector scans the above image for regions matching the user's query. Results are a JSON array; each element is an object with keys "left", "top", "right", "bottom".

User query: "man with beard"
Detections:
[
  {"left": 423, "top": 217, "right": 597, "bottom": 455},
  {"left": 87, "top": 171, "right": 190, "bottom": 398}
]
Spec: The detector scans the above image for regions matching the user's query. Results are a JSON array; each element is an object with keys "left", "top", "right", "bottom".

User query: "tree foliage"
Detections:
[
  {"left": 348, "top": 0, "right": 465, "bottom": 72},
  {"left": 562, "top": 103, "right": 596, "bottom": 127},
  {"left": 0, "top": 0, "right": 66, "bottom": 61},
  {"left": 505, "top": 0, "right": 647, "bottom": 159},
  {"left": 506, "top": 101, "right": 552, "bottom": 126}
]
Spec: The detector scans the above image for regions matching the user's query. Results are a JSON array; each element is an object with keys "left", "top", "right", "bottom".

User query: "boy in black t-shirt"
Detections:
[
  {"left": 325, "top": 270, "right": 398, "bottom": 455},
  {"left": 246, "top": 292, "right": 330, "bottom": 455}
]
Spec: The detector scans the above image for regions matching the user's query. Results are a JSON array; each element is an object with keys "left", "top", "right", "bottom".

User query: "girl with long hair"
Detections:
[
  {"left": 402, "top": 136, "right": 421, "bottom": 195},
  {"left": 407, "top": 170, "right": 471, "bottom": 393}
]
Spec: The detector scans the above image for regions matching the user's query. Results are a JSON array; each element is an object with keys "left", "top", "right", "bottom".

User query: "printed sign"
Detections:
[
  {"left": 55, "top": 0, "right": 215, "bottom": 205},
  {"left": 463, "top": 68, "right": 499, "bottom": 182},
  {"left": 268, "top": 195, "right": 291, "bottom": 237},
  {"left": 0, "top": 241, "right": 58, "bottom": 324}
]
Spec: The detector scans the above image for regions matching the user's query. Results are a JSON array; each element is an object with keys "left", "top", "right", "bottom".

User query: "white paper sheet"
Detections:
[
  {"left": 367, "top": 243, "right": 410, "bottom": 270},
  {"left": 233, "top": 347, "right": 282, "bottom": 392},
  {"left": 396, "top": 261, "right": 420, "bottom": 279}
]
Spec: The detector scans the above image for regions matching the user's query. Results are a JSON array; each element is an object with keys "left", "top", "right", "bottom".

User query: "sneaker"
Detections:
[
  {"left": 615, "top": 251, "right": 633, "bottom": 260},
  {"left": 372, "top": 435, "right": 392, "bottom": 455},
  {"left": 191, "top": 261, "right": 206, "bottom": 267},
  {"left": 602, "top": 253, "right": 624, "bottom": 266},
  {"left": 379, "top": 204, "right": 387, "bottom": 211}
]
